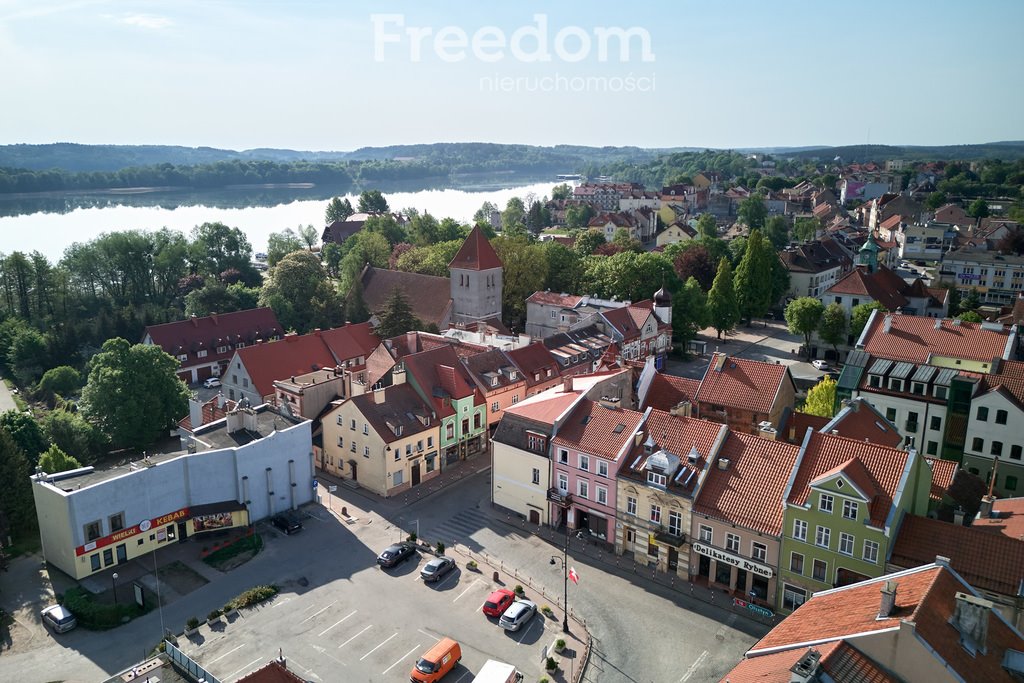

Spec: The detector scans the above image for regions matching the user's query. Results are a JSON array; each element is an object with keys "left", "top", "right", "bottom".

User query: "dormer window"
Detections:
[
  {"left": 888, "top": 378, "right": 903, "bottom": 392},
  {"left": 491, "top": 376, "right": 499, "bottom": 387},
  {"left": 509, "top": 370, "right": 517, "bottom": 380},
  {"left": 527, "top": 432, "right": 546, "bottom": 453},
  {"left": 647, "top": 471, "right": 667, "bottom": 487},
  {"left": 869, "top": 375, "right": 881, "bottom": 388}
]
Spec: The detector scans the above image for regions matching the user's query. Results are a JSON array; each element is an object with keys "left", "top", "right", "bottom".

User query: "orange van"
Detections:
[{"left": 410, "top": 637, "right": 461, "bottom": 682}]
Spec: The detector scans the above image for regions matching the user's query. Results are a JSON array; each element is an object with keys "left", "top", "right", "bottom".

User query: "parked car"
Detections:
[
  {"left": 420, "top": 556, "right": 456, "bottom": 583},
  {"left": 410, "top": 637, "right": 461, "bottom": 682},
  {"left": 377, "top": 542, "right": 417, "bottom": 568},
  {"left": 811, "top": 360, "right": 830, "bottom": 371},
  {"left": 498, "top": 599, "right": 537, "bottom": 631},
  {"left": 41, "top": 604, "right": 77, "bottom": 633},
  {"left": 203, "top": 377, "right": 222, "bottom": 389},
  {"left": 271, "top": 510, "right": 303, "bottom": 534},
  {"left": 482, "top": 588, "right": 516, "bottom": 618}
]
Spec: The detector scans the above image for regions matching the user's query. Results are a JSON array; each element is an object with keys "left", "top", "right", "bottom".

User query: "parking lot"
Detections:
[{"left": 179, "top": 508, "right": 568, "bottom": 682}]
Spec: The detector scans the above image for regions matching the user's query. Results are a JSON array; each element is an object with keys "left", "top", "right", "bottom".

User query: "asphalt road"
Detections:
[{"left": 381, "top": 470, "right": 766, "bottom": 683}]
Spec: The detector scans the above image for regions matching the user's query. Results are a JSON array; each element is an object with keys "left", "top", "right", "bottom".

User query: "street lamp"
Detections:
[
  {"left": 111, "top": 572, "right": 119, "bottom": 606},
  {"left": 549, "top": 528, "right": 570, "bottom": 633}
]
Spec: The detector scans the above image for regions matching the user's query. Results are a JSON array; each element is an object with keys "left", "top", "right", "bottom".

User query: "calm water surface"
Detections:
[{"left": 0, "top": 179, "right": 560, "bottom": 262}]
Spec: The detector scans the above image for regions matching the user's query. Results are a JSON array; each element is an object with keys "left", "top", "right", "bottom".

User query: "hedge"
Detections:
[
  {"left": 63, "top": 586, "right": 146, "bottom": 629},
  {"left": 225, "top": 584, "right": 279, "bottom": 611}
]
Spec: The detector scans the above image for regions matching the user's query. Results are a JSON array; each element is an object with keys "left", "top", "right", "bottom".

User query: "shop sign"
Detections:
[
  {"left": 732, "top": 598, "right": 775, "bottom": 619},
  {"left": 692, "top": 541, "right": 773, "bottom": 578},
  {"left": 76, "top": 507, "right": 189, "bottom": 555}
]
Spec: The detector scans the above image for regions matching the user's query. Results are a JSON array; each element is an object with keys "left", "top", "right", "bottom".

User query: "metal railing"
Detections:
[{"left": 165, "top": 639, "right": 224, "bottom": 683}]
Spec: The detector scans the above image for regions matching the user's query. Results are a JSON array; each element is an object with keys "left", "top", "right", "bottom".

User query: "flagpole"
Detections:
[{"left": 562, "top": 518, "right": 569, "bottom": 633}]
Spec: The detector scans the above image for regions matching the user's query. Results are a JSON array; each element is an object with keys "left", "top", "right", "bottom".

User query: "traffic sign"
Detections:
[
  {"left": 312, "top": 479, "right": 318, "bottom": 488},
  {"left": 328, "top": 485, "right": 338, "bottom": 493}
]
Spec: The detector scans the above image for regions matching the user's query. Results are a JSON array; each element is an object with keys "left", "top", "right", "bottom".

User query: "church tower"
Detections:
[
  {"left": 448, "top": 225, "right": 503, "bottom": 326},
  {"left": 858, "top": 231, "right": 879, "bottom": 273}
]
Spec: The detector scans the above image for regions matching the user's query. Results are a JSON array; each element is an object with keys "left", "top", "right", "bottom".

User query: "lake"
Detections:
[{"left": 0, "top": 177, "right": 562, "bottom": 263}]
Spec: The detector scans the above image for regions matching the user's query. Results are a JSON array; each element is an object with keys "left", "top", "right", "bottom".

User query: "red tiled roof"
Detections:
[
  {"left": 526, "top": 291, "right": 583, "bottom": 307},
  {"left": 787, "top": 431, "right": 910, "bottom": 528},
  {"left": 642, "top": 373, "right": 700, "bottom": 411},
  {"left": 448, "top": 224, "right": 502, "bottom": 271},
  {"left": 352, "top": 383, "right": 435, "bottom": 444},
  {"left": 318, "top": 321, "right": 379, "bottom": 360},
  {"left": 694, "top": 431, "right": 801, "bottom": 535},
  {"left": 972, "top": 497, "right": 1024, "bottom": 542},
  {"left": 235, "top": 334, "right": 338, "bottom": 399},
  {"left": 891, "top": 515, "right": 1024, "bottom": 597},
  {"left": 695, "top": 353, "right": 790, "bottom": 415},
  {"left": 782, "top": 411, "right": 830, "bottom": 443},
  {"left": 360, "top": 267, "right": 452, "bottom": 330},
  {"left": 821, "top": 399, "right": 902, "bottom": 447},
  {"left": 144, "top": 307, "right": 281, "bottom": 364},
  {"left": 600, "top": 300, "right": 662, "bottom": 341},
  {"left": 722, "top": 641, "right": 901, "bottom": 683},
  {"left": 924, "top": 456, "right": 957, "bottom": 501},
  {"left": 552, "top": 400, "right": 644, "bottom": 461},
  {"left": 751, "top": 563, "right": 1024, "bottom": 683},
  {"left": 626, "top": 410, "right": 726, "bottom": 495},
  {"left": 826, "top": 266, "right": 909, "bottom": 311},
  {"left": 178, "top": 395, "right": 238, "bottom": 431},
  {"left": 504, "top": 390, "right": 579, "bottom": 425},
  {"left": 505, "top": 342, "right": 560, "bottom": 387},
  {"left": 401, "top": 344, "right": 479, "bottom": 417},
  {"left": 860, "top": 312, "right": 1013, "bottom": 364},
  {"left": 236, "top": 659, "right": 306, "bottom": 683}
]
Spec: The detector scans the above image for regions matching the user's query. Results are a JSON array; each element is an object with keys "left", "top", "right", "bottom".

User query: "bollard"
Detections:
[
  {"left": 493, "top": 571, "right": 499, "bottom": 582},
  {"left": 341, "top": 506, "right": 348, "bottom": 517}
]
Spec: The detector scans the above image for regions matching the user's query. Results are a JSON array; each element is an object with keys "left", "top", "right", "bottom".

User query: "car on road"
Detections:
[
  {"left": 41, "top": 604, "right": 77, "bottom": 633},
  {"left": 271, "top": 510, "right": 303, "bottom": 534},
  {"left": 420, "top": 556, "right": 456, "bottom": 583},
  {"left": 498, "top": 599, "right": 536, "bottom": 631},
  {"left": 377, "top": 541, "right": 417, "bottom": 568},
  {"left": 482, "top": 588, "right": 516, "bottom": 618},
  {"left": 203, "top": 377, "right": 222, "bottom": 389},
  {"left": 811, "top": 360, "right": 830, "bottom": 371}
]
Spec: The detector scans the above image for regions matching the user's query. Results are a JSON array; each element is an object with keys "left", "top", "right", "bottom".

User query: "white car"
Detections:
[
  {"left": 498, "top": 599, "right": 537, "bottom": 631},
  {"left": 811, "top": 360, "right": 830, "bottom": 371},
  {"left": 203, "top": 377, "right": 222, "bottom": 389}
]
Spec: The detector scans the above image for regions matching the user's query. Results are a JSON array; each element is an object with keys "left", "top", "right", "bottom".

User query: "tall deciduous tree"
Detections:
[
  {"left": 344, "top": 279, "right": 371, "bottom": 324},
  {"left": 502, "top": 197, "right": 527, "bottom": 234},
  {"left": 672, "top": 244, "right": 716, "bottom": 291},
  {"left": 802, "top": 376, "right": 837, "bottom": 418},
  {"left": 188, "top": 222, "right": 261, "bottom": 286},
  {"left": 672, "top": 277, "right": 708, "bottom": 350},
  {"left": 38, "top": 444, "right": 81, "bottom": 475},
  {"left": 696, "top": 213, "right": 717, "bottom": 240},
  {"left": 494, "top": 236, "right": 548, "bottom": 328},
  {"left": 818, "top": 302, "right": 848, "bottom": 354},
  {"left": 374, "top": 287, "right": 419, "bottom": 338},
  {"left": 967, "top": 198, "right": 990, "bottom": 219},
  {"left": 763, "top": 215, "right": 790, "bottom": 250},
  {"left": 325, "top": 196, "right": 354, "bottom": 225},
  {"left": 473, "top": 201, "right": 498, "bottom": 225},
  {"left": 0, "top": 409, "right": 47, "bottom": 465},
  {"left": 259, "top": 250, "right": 341, "bottom": 333},
  {"left": 43, "top": 409, "right": 108, "bottom": 465},
  {"left": 574, "top": 229, "right": 606, "bottom": 256},
  {"left": 565, "top": 203, "right": 595, "bottom": 229},
  {"left": 266, "top": 228, "right": 304, "bottom": 266},
  {"left": 357, "top": 190, "right": 389, "bottom": 214},
  {"left": 733, "top": 230, "right": 773, "bottom": 323},
  {"left": 0, "top": 428, "right": 34, "bottom": 531},
  {"left": 298, "top": 225, "right": 319, "bottom": 250},
  {"left": 785, "top": 297, "right": 825, "bottom": 360},
  {"left": 850, "top": 301, "right": 886, "bottom": 339},
  {"left": 80, "top": 338, "right": 190, "bottom": 450},
  {"left": 706, "top": 258, "right": 739, "bottom": 339},
  {"left": 792, "top": 217, "right": 821, "bottom": 243},
  {"left": 738, "top": 194, "right": 768, "bottom": 231}
]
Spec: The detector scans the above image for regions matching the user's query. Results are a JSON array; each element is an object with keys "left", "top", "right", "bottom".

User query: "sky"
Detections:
[{"left": 1, "top": 0, "right": 1021, "bottom": 151}]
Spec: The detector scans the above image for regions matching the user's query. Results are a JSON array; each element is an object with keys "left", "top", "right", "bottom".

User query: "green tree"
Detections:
[
  {"left": 611, "top": 228, "right": 643, "bottom": 253},
  {"left": 706, "top": 258, "right": 739, "bottom": 339},
  {"left": 802, "top": 376, "right": 837, "bottom": 418},
  {"left": 494, "top": 236, "right": 549, "bottom": 328},
  {"left": 818, "top": 302, "right": 848, "bottom": 354},
  {"left": 374, "top": 287, "right": 420, "bottom": 338},
  {"left": 322, "top": 241, "right": 344, "bottom": 277},
  {"left": 769, "top": 256, "right": 791, "bottom": 313},
  {"left": 574, "top": 229, "right": 606, "bottom": 256},
  {"left": 581, "top": 251, "right": 676, "bottom": 303},
  {"left": 564, "top": 203, "right": 595, "bottom": 229},
  {"left": 266, "top": 228, "right": 304, "bottom": 266},
  {"left": 551, "top": 183, "right": 572, "bottom": 200},
  {"left": 785, "top": 297, "right": 825, "bottom": 360},
  {"left": 850, "top": 301, "right": 886, "bottom": 340},
  {"left": 188, "top": 222, "right": 261, "bottom": 286},
  {"left": 407, "top": 211, "right": 441, "bottom": 246},
  {"left": 473, "top": 201, "right": 498, "bottom": 225},
  {"left": 344, "top": 279, "right": 371, "bottom": 324},
  {"left": 259, "top": 250, "right": 342, "bottom": 333},
  {"left": 738, "top": 194, "right": 768, "bottom": 230},
  {"left": 43, "top": 409, "right": 108, "bottom": 465},
  {"left": 38, "top": 365, "right": 81, "bottom": 397},
  {"left": 338, "top": 230, "right": 392, "bottom": 292},
  {"left": 297, "top": 225, "right": 319, "bottom": 250},
  {"left": 763, "top": 215, "right": 790, "bottom": 250},
  {"left": 0, "top": 409, "right": 48, "bottom": 465},
  {"left": 357, "top": 189, "right": 389, "bottom": 214},
  {"left": 672, "top": 277, "right": 708, "bottom": 350},
  {"left": 733, "top": 230, "right": 773, "bottom": 323},
  {"left": 543, "top": 242, "right": 583, "bottom": 294},
  {"left": 956, "top": 310, "right": 983, "bottom": 323},
  {"left": 960, "top": 288, "right": 982, "bottom": 314},
  {"left": 696, "top": 213, "right": 717, "bottom": 240},
  {"left": 363, "top": 214, "right": 407, "bottom": 247},
  {"left": 924, "top": 191, "right": 948, "bottom": 211},
  {"left": 792, "top": 217, "right": 821, "bottom": 243},
  {"left": 80, "top": 338, "right": 190, "bottom": 451},
  {"left": 325, "top": 196, "right": 354, "bottom": 224},
  {"left": 436, "top": 217, "right": 465, "bottom": 242},
  {"left": 38, "top": 444, "right": 82, "bottom": 475},
  {"left": 502, "top": 197, "right": 527, "bottom": 234},
  {"left": 0, "top": 429, "right": 35, "bottom": 532},
  {"left": 9, "top": 327, "right": 48, "bottom": 385},
  {"left": 967, "top": 198, "right": 990, "bottom": 219}
]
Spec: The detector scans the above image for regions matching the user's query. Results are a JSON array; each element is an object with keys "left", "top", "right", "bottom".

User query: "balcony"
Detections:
[
  {"left": 654, "top": 529, "right": 686, "bottom": 547},
  {"left": 547, "top": 488, "right": 573, "bottom": 507}
]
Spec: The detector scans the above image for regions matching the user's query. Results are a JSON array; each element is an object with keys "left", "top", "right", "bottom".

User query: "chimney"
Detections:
[
  {"left": 953, "top": 592, "right": 993, "bottom": 654},
  {"left": 713, "top": 353, "right": 728, "bottom": 372},
  {"left": 878, "top": 580, "right": 898, "bottom": 619},
  {"left": 979, "top": 495, "right": 995, "bottom": 519},
  {"left": 373, "top": 388, "right": 386, "bottom": 404},
  {"left": 562, "top": 376, "right": 573, "bottom": 393},
  {"left": 954, "top": 508, "right": 965, "bottom": 525},
  {"left": 935, "top": 555, "right": 951, "bottom": 567},
  {"left": 883, "top": 314, "right": 892, "bottom": 334},
  {"left": 717, "top": 457, "right": 730, "bottom": 470},
  {"left": 188, "top": 397, "right": 203, "bottom": 432}
]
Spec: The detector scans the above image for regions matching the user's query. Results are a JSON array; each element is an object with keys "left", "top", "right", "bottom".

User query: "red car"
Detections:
[{"left": 482, "top": 589, "right": 516, "bottom": 618}]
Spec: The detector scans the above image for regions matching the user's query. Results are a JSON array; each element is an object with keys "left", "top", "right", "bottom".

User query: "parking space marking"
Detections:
[
  {"left": 271, "top": 596, "right": 293, "bottom": 608},
  {"left": 382, "top": 644, "right": 420, "bottom": 675},
  {"left": 436, "top": 571, "right": 459, "bottom": 589},
  {"left": 338, "top": 625, "right": 373, "bottom": 649},
  {"left": 310, "top": 644, "right": 347, "bottom": 667},
  {"left": 226, "top": 657, "right": 263, "bottom": 680},
  {"left": 317, "top": 609, "right": 357, "bottom": 637},
  {"left": 359, "top": 632, "right": 397, "bottom": 660},
  {"left": 453, "top": 578, "right": 481, "bottom": 602},
  {"left": 287, "top": 657, "right": 320, "bottom": 681},
  {"left": 516, "top": 617, "right": 540, "bottom": 644},
  {"left": 417, "top": 629, "right": 438, "bottom": 640},
  {"left": 208, "top": 643, "right": 246, "bottom": 664},
  {"left": 300, "top": 600, "right": 337, "bottom": 623},
  {"left": 680, "top": 650, "right": 709, "bottom": 682},
  {"left": 452, "top": 670, "right": 472, "bottom": 683}
]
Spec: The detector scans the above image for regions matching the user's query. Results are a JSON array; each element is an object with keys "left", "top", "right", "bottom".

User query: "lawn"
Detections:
[{"left": 202, "top": 533, "right": 263, "bottom": 572}]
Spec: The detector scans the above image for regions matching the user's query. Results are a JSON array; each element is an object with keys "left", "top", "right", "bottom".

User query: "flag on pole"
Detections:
[{"left": 569, "top": 566, "right": 579, "bottom": 585}]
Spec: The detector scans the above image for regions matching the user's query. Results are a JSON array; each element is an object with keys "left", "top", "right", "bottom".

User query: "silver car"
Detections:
[
  {"left": 498, "top": 599, "right": 536, "bottom": 631},
  {"left": 41, "top": 604, "right": 77, "bottom": 633},
  {"left": 420, "top": 556, "right": 456, "bottom": 583}
]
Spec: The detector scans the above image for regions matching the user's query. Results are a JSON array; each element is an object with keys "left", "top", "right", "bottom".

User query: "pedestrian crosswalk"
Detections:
[{"left": 418, "top": 507, "right": 494, "bottom": 545}]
